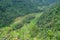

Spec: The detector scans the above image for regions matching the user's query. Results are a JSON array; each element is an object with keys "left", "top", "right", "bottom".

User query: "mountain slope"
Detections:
[
  {"left": 0, "top": 0, "right": 60, "bottom": 40},
  {"left": 0, "top": 0, "right": 58, "bottom": 27},
  {"left": 0, "top": 3, "right": 60, "bottom": 40}
]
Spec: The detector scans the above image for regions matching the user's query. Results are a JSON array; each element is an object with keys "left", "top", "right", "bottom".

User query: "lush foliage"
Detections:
[{"left": 0, "top": 0, "right": 60, "bottom": 40}]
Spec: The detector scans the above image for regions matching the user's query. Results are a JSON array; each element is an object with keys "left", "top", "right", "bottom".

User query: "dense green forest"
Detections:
[{"left": 0, "top": 0, "right": 60, "bottom": 40}]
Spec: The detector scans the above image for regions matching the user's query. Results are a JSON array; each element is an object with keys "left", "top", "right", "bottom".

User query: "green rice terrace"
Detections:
[{"left": 0, "top": 0, "right": 60, "bottom": 40}]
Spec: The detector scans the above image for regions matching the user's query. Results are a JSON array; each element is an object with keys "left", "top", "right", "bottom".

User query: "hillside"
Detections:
[
  {"left": 0, "top": 0, "right": 60, "bottom": 40},
  {"left": 0, "top": 0, "right": 58, "bottom": 27}
]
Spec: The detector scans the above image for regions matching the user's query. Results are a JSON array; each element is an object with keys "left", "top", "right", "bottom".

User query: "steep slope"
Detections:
[
  {"left": 0, "top": 0, "right": 60, "bottom": 40},
  {"left": 0, "top": 0, "right": 57, "bottom": 27},
  {"left": 0, "top": 2, "right": 60, "bottom": 40},
  {"left": 36, "top": 3, "right": 60, "bottom": 40},
  {"left": 0, "top": 12, "right": 43, "bottom": 40}
]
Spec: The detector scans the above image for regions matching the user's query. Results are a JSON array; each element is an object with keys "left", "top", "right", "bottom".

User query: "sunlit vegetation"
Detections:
[{"left": 0, "top": 0, "right": 60, "bottom": 40}]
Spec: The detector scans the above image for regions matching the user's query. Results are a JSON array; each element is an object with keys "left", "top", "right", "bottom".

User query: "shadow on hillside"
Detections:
[
  {"left": 0, "top": 4, "right": 44, "bottom": 28},
  {"left": 0, "top": 0, "right": 51, "bottom": 28}
]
